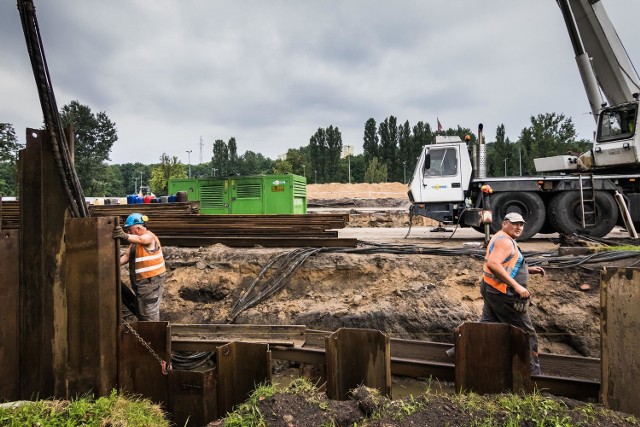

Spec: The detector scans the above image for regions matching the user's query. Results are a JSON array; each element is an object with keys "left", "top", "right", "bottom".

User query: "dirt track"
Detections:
[{"left": 150, "top": 183, "right": 618, "bottom": 358}]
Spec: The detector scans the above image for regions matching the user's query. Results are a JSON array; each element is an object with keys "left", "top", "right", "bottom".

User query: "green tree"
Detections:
[
  {"left": 237, "top": 151, "right": 273, "bottom": 175},
  {"left": 411, "top": 121, "right": 433, "bottom": 162},
  {"left": 486, "top": 124, "right": 517, "bottom": 177},
  {"left": 309, "top": 128, "right": 328, "bottom": 183},
  {"left": 363, "top": 157, "right": 388, "bottom": 183},
  {"left": 149, "top": 153, "right": 187, "bottom": 196},
  {"left": 212, "top": 139, "right": 229, "bottom": 177},
  {"left": 362, "top": 118, "right": 379, "bottom": 165},
  {"left": 228, "top": 137, "right": 238, "bottom": 174},
  {"left": 378, "top": 116, "right": 399, "bottom": 181},
  {"left": 60, "top": 100, "right": 118, "bottom": 195},
  {"left": 325, "top": 125, "right": 343, "bottom": 182},
  {"left": 272, "top": 159, "right": 292, "bottom": 174},
  {"left": 518, "top": 113, "right": 585, "bottom": 174},
  {"left": 398, "top": 120, "right": 412, "bottom": 182},
  {"left": 285, "top": 148, "right": 306, "bottom": 177},
  {"left": 0, "top": 123, "right": 22, "bottom": 196}
]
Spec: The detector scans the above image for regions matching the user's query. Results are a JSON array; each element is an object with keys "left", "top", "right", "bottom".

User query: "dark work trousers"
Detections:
[
  {"left": 479, "top": 280, "right": 541, "bottom": 375},
  {"left": 132, "top": 273, "right": 166, "bottom": 321}
]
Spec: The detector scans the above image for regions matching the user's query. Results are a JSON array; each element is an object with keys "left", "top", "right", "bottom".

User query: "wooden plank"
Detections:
[
  {"left": 601, "top": 267, "right": 640, "bottom": 417},
  {"left": 455, "top": 322, "right": 532, "bottom": 394},
  {"left": 65, "top": 217, "right": 119, "bottom": 396},
  {"left": 0, "top": 229, "right": 19, "bottom": 401},
  {"left": 168, "top": 368, "right": 218, "bottom": 427},
  {"left": 325, "top": 328, "right": 392, "bottom": 400},
  {"left": 118, "top": 322, "right": 171, "bottom": 405},
  {"left": 160, "top": 236, "right": 357, "bottom": 248},
  {"left": 171, "top": 324, "right": 306, "bottom": 348},
  {"left": 216, "top": 342, "right": 272, "bottom": 417}
]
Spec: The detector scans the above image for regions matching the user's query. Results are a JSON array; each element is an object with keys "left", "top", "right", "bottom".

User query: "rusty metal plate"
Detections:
[
  {"left": 0, "top": 229, "right": 19, "bottom": 401},
  {"left": 325, "top": 328, "right": 391, "bottom": 400},
  {"left": 65, "top": 217, "right": 119, "bottom": 396},
  {"left": 119, "top": 321, "right": 171, "bottom": 405},
  {"left": 454, "top": 322, "right": 531, "bottom": 394},
  {"left": 168, "top": 368, "right": 217, "bottom": 426},
  {"left": 216, "top": 342, "right": 272, "bottom": 416}
]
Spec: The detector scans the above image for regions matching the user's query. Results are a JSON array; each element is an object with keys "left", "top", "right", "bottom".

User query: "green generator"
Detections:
[{"left": 168, "top": 174, "right": 307, "bottom": 215}]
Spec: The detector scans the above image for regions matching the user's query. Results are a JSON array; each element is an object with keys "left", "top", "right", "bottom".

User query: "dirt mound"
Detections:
[{"left": 306, "top": 183, "right": 408, "bottom": 200}]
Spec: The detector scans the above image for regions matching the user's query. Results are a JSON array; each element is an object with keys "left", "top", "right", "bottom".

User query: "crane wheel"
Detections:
[
  {"left": 489, "top": 192, "right": 546, "bottom": 240},
  {"left": 548, "top": 191, "right": 617, "bottom": 238}
]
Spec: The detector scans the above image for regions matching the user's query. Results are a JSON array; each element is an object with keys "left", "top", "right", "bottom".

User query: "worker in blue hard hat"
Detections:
[{"left": 113, "top": 213, "right": 166, "bottom": 321}]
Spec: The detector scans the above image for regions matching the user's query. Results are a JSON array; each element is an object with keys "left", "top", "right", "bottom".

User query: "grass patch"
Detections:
[{"left": 0, "top": 389, "right": 169, "bottom": 426}]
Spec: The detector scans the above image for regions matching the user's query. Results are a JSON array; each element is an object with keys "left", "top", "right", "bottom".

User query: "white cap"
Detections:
[{"left": 504, "top": 212, "right": 526, "bottom": 223}]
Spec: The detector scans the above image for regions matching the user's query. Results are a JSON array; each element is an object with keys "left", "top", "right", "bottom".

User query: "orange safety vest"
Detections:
[
  {"left": 130, "top": 231, "right": 166, "bottom": 281},
  {"left": 482, "top": 230, "right": 520, "bottom": 294}
]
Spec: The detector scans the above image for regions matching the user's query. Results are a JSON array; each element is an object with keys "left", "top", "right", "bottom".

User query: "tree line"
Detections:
[{"left": 0, "top": 100, "right": 591, "bottom": 197}]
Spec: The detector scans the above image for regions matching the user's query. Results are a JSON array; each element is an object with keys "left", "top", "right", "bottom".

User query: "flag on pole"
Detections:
[{"left": 437, "top": 117, "right": 443, "bottom": 132}]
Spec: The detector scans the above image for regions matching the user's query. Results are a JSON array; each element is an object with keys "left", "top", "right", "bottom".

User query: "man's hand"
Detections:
[
  {"left": 113, "top": 226, "right": 129, "bottom": 242},
  {"left": 529, "top": 266, "right": 545, "bottom": 276},
  {"left": 512, "top": 282, "right": 530, "bottom": 299}
]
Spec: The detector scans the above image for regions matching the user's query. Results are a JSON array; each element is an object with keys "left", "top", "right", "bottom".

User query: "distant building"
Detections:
[{"left": 341, "top": 145, "right": 354, "bottom": 159}]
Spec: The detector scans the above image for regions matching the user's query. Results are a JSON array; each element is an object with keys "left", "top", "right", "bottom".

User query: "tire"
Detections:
[
  {"left": 489, "top": 192, "right": 546, "bottom": 240},
  {"left": 548, "top": 191, "right": 617, "bottom": 238}
]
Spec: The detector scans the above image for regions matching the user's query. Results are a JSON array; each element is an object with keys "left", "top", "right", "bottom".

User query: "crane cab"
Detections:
[
  {"left": 593, "top": 101, "right": 640, "bottom": 168},
  {"left": 408, "top": 136, "right": 473, "bottom": 211}
]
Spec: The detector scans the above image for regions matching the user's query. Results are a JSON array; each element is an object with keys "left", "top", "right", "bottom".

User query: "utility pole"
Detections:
[
  {"left": 519, "top": 147, "right": 522, "bottom": 176},
  {"left": 314, "top": 170, "right": 317, "bottom": 184},
  {"left": 186, "top": 150, "right": 192, "bottom": 178},
  {"left": 302, "top": 164, "right": 306, "bottom": 178},
  {"left": 199, "top": 136, "right": 204, "bottom": 164},
  {"left": 348, "top": 154, "right": 351, "bottom": 184},
  {"left": 504, "top": 158, "right": 509, "bottom": 177},
  {"left": 403, "top": 160, "right": 407, "bottom": 184}
]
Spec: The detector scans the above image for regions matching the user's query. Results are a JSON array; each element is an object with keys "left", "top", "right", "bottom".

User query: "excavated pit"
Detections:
[{"left": 159, "top": 242, "right": 601, "bottom": 357}]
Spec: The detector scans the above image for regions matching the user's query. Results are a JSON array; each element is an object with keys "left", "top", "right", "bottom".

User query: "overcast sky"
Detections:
[{"left": 2, "top": 1, "right": 640, "bottom": 165}]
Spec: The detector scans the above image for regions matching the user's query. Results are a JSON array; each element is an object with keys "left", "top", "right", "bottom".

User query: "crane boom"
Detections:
[{"left": 568, "top": 0, "right": 640, "bottom": 107}]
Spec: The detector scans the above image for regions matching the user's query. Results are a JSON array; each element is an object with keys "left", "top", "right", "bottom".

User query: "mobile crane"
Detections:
[{"left": 408, "top": 0, "right": 640, "bottom": 240}]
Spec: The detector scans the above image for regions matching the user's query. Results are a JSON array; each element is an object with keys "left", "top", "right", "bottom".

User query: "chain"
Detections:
[{"left": 123, "top": 321, "right": 171, "bottom": 374}]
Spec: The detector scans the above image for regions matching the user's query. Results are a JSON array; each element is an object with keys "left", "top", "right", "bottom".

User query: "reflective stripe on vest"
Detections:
[
  {"left": 134, "top": 232, "right": 166, "bottom": 281},
  {"left": 482, "top": 230, "right": 519, "bottom": 294}
]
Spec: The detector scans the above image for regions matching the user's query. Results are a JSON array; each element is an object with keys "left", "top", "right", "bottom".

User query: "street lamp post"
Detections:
[
  {"left": 348, "top": 155, "right": 351, "bottom": 184},
  {"left": 302, "top": 164, "right": 306, "bottom": 178},
  {"left": 134, "top": 178, "right": 137, "bottom": 194},
  {"left": 519, "top": 147, "right": 522, "bottom": 176},
  {"left": 186, "top": 150, "right": 192, "bottom": 178},
  {"left": 504, "top": 158, "right": 509, "bottom": 177},
  {"left": 314, "top": 170, "right": 317, "bottom": 184},
  {"left": 403, "top": 160, "right": 407, "bottom": 184},
  {"left": 213, "top": 168, "right": 218, "bottom": 177}
]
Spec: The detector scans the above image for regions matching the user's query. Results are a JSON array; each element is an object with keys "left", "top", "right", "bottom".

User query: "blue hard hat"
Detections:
[{"left": 124, "top": 213, "right": 148, "bottom": 229}]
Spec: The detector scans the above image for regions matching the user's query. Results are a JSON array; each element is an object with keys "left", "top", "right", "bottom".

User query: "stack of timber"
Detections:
[
  {"left": 89, "top": 203, "right": 355, "bottom": 248},
  {"left": 0, "top": 200, "right": 19, "bottom": 230}
]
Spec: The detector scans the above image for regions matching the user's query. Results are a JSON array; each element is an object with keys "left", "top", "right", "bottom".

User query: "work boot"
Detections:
[{"left": 445, "top": 347, "right": 455, "bottom": 359}]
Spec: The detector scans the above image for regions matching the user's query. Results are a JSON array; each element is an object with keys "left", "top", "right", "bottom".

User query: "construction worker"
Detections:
[
  {"left": 480, "top": 212, "right": 545, "bottom": 374},
  {"left": 113, "top": 213, "right": 166, "bottom": 321}
]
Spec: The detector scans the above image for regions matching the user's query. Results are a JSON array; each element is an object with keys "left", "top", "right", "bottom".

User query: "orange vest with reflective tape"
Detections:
[
  {"left": 130, "top": 231, "right": 166, "bottom": 281},
  {"left": 482, "top": 230, "right": 519, "bottom": 294}
]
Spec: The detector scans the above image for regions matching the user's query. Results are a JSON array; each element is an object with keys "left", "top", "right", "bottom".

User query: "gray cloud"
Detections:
[{"left": 1, "top": 0, "right": 639, "bottom": 165}]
